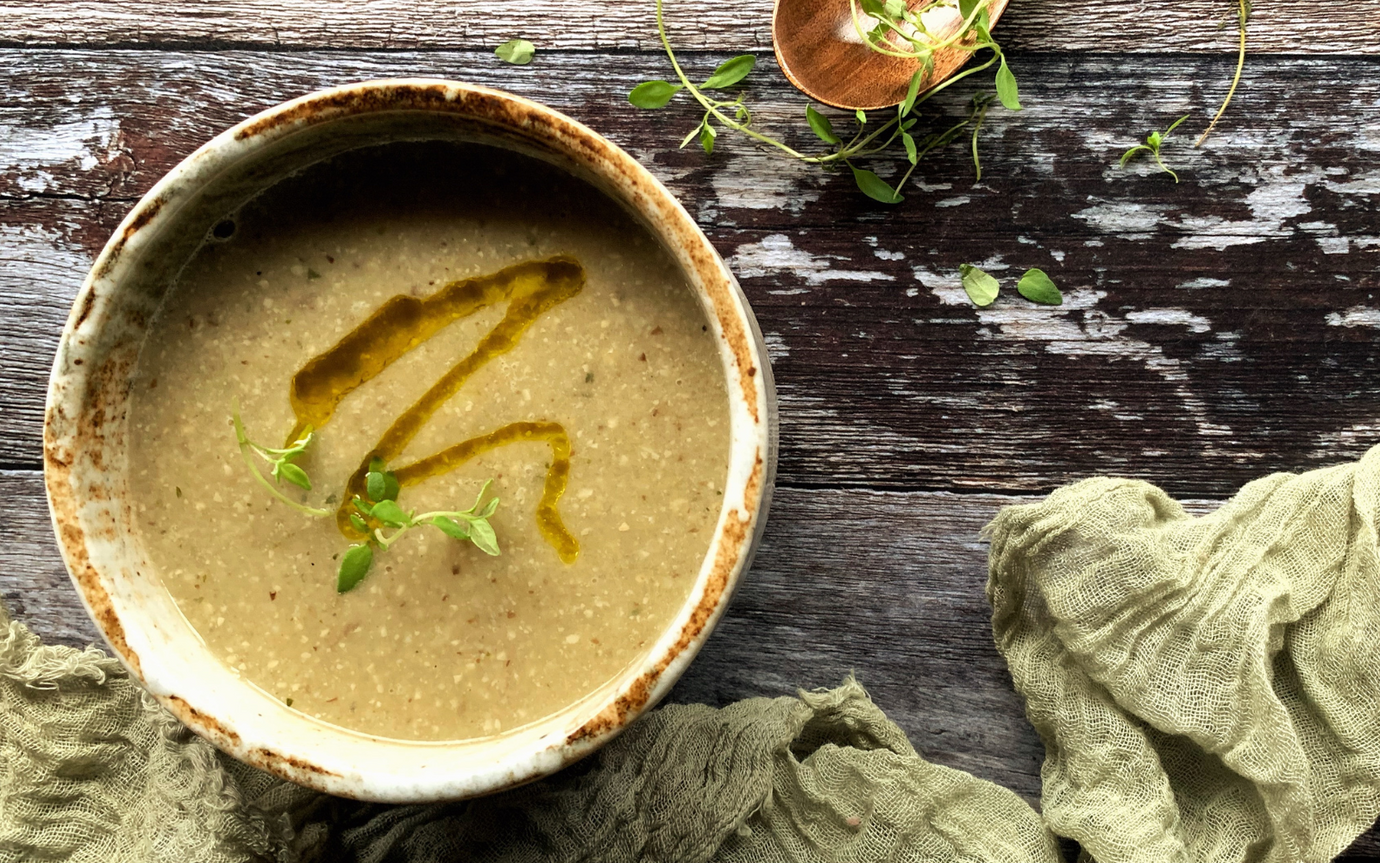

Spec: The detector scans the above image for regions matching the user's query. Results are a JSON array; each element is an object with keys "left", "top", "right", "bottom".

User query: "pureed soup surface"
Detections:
[{"left": 127, "top": 142, "right": 731, "bottom": 740}]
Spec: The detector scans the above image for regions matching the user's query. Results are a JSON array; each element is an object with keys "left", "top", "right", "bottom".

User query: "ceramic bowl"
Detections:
[{"left": 43, "top": 79, "right": 776, "bottom": 802}]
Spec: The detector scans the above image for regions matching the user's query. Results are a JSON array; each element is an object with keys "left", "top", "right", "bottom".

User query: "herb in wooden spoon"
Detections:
[
  {"left": 1120, "top": 115, "right": 1188, "bottom": 183},
  {"left": 339, "top": 462, "right": 501, "bottom": 593},
  {"left": 629, "top": 0, "right": 1018, "bottom": 203}
]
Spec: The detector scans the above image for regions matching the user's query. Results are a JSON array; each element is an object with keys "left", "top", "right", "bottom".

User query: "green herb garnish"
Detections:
[
  {"left": 629, "top": 0, "right": 1019, "bottom": 203},
  {"left": 958, "top": 265, "right": 1063, "bottom": 307},
  {"left": 338, "top": 464, "right": 501, "bottom": 593},
  {"left": 1197, "top": 0, "right": 1250, "bottom": 146},
  {"left": 232, "top": 409, "right": 331, "bottom": 517},
  {"left": 1120, "top": 115, "right": 1189, "bottom": 183},
  {"left": 495, "top": 39, "right": 536, "bottom": 65},
  {"left": 1016, "top": 268, "right": 1063, "bottom": 305},
  {"left": 959, "top": 263, "right": 1000, "bottom": 307}
]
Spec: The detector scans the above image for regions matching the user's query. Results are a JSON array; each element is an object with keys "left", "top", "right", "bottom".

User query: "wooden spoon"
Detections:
[{"left": 772, "top": 0, "right": 1010, "bottom": 111}]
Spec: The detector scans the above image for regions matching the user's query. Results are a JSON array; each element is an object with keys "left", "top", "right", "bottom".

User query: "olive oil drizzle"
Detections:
[{"left": 284, "top": 256, "right": 585, "bottom": 559}]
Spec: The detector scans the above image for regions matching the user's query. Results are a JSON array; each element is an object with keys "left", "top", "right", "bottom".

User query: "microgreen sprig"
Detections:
[
  {"left": 337, "top": 461, "right": 501, "bottom": 593},
  {"left": 232, "top": 409, "right": 331, "bottom": 517},
  {"left": 1119, "top": 115, "right": 1189, "bottom": 183},
  {"left": 1197, "top": 0, "right": 1250, "bottom": 146},
  {"left": 628, "top": 0, "right": 1020, "bottom": 204},
  {"left": 496, "top": 38, "right": 536, "bottom": 65}
]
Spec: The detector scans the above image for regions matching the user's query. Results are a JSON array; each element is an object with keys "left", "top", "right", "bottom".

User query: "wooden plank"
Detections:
[
  {"left": 2, "top": 51, "right": 1378, "bottom": 499},
  {"left": 4, "top": 470, "right": 1377, "bottom": 853},
  {"left": 0, "top": 0, "right": 1373, "bottom": 54}
]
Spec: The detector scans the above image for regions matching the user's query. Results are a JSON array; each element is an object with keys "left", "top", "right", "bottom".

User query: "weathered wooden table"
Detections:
[{"left": 2, "top": 0, "right": 1378, "bottom": 856}]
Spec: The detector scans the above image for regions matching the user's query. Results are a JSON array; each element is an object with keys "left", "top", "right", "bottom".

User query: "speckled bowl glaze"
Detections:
[{"left": 43, "top": 79, "right": 776, "bottom": 803}]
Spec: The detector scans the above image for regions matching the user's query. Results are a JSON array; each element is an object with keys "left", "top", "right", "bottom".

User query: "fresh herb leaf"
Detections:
[
  {"left": 467, "top": 518, "right": 501, "bottom": 556},
  {"left": 366, "top": 470, "right": 386, "bottom": 501},
  {"left": 701, "top": 55, "right": 755, "bottom": 89},
  {"left": 353, "top": 497, "right": 375, "bottom": 517},
  {"left": 1016, "top": 268, "right": 1063, "bottom": 305},
  {"left": 495, "top": 38, "right": 536, "bottom": 65},
  {"left": 430, "top": 516, "right": 471, "bottom": 540},
  {"left": 855, "top": 109, "right": 867, "bottom": 125},
  {"left": 806, "top": 105, "right": 840, "bottom": 145},
  {"left": 629, "top": 80, "right": 684, "bottom": 109},
  {"left": 700, "top": 120, "right": 717, "bottom": 155},
  {"left": 995, "top": 58, "right": 1021, "bottom": 110},
  {"left": 959, "top": 263, "right": 1000, "bottom": 307},
  {"left": 369, "top": 499, "right": 410, "bottom": 528},
  {"left": 277, "top": 462, "right": 312, "bottom": 491},
  {"left": 901, "top": 69, "right": 924, "bottom": 116},
  {"left": 850, "top": 165, "right": 903, "bottom": 204},
  {"left": 336, "top": 544, "right": 374, "bottom": 593},
  {"left": 349, "top": 513, "right": 369, "bottom": 534},
  {"left": 901, "top": 130, "right": 918, "bottom": 165}
]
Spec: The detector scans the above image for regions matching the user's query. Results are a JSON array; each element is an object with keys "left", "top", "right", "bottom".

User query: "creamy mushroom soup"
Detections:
[{"left": 127, "top": 142, "right": 730, "bottom": 740}]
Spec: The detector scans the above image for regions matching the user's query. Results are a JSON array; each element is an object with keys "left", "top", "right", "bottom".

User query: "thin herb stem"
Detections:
[
  {"left": 1196, "top": 0, "right": 1249, "bottom": 147},
  {"left": 231, "top": 412, "right": 331, "bottom": 517}
]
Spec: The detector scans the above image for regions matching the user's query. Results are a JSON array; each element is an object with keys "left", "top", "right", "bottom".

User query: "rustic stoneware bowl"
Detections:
[{"left": 43, "top": 79, "right": 776, "bottom": 803}]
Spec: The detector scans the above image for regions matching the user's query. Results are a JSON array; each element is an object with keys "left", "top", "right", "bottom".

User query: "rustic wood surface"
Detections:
[{"left": 2, "top": 0, "right": 1378, "bottom": 857}]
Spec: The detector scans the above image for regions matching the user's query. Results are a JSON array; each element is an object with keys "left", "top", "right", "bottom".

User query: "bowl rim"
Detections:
[{"left": 43, "top": 78, "right": 775, "bottom": 802}]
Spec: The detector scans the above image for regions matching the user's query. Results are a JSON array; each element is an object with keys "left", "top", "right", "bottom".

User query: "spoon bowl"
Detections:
[{"left": 772, "top": 0, "right": 1010, "bottom": 110}]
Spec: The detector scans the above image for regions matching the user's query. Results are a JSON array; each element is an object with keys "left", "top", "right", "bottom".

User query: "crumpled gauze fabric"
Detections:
[
  {"left": 0, "top": 594, "right": 1055, "bottom": 862},
  {"left": 987, "top": 447, "right": 1380, "bottom": 863}
]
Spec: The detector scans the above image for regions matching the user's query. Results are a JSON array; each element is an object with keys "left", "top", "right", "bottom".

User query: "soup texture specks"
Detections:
[{"left": 128, "top": 142, "right": 730, "bottom": 740}]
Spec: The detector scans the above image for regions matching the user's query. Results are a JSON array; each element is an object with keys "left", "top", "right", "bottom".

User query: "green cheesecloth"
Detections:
[{"left": 3, "top": 449, "right": 1380, "bottom": 862}]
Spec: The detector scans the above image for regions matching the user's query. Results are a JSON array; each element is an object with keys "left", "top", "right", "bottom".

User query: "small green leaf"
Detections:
[
  {"left": 959, "top": 0, "right": 979, "bottom": 19},
  {"left": 1119, "top": 144, "right": 1150, "bottom": 167},
  {"left": 701, "top": 54, "right": 755, "bottom": 89},
  {"left": 806, "top": 105, "right": 840, "bottom": 145},
  {"left": 1016, "top": 268, "right": 1063, "bottom": 305},
  {"left": 366, "top": 471, "right": 386, "bottom": 501},
  {"left": 855, "top": 109, "right": 867, "bottom": 125},
  {"left": 352, "top": 496, "right": 374, "bottom": 517},
  {"left": 369, "top": 499, "right": 410, "bottom": 527},
  {"left": 1165, "top": 114, "right": 1190, "bottom": 136},
  {"left": 495, "top": 38, "right": 536, "bottom": 65},
  {"left": 901, "top": 130, "right": 918, "bottom": 165},
  {"left": 468, "top": 519, "right": 501, "bottom": 556},
  {"left": 860, "top": 0, "right": 886, "bottom": 17},
  {"left": 884, "top": 0, "right": 907, "bottom": 19},
  {"left": 1147, "top": 130, "right": 1163, "bottom": 148},
  {"left": 629, "top": 81, "right": 683, "bottom": 109},
  {"left": 475, "top": 496, "right": 500, "bottom": 519},
  {"left": 349, "top": 513, "right": 369, "bottom": 534},
  {"left": 277, "top": 462, "right": 312, "bottom": 490},
  {"left": 850, "top": 165, "right": 903, "bottom": 204},
  {"left": 470, "top": 479, "right": 495, "bottom": 511},
  {"left": 995, "top": 58, "right": 1021, "bottom": 110},
  {"left": 369, "top": 457, "right": 386, "bottom": 473},
  {"left": 959, "top": 263, "right": 1000, "bottom": 307},
  {"left": 381, "top": 472, "right": 399, "bottom": 501},
  {"left": 336, "top": 544, "right": 374, "bottom": 593},
  {"left": 700, "top": 121, "right": 717, "bottom": 155},
  {"left": 430, "top": 516, "right": 471, "bottom": 541},
  {"left": 901, "top": 69, "right": 924, "bottom": 116}
]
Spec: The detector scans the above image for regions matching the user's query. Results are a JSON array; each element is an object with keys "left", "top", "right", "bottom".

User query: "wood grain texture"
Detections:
[
  {"left": 4, "top": 470, "right": 1377, "bottom": 855},
  {"left": 0, "top": 0, "right": 1374, "bottom": 54},
  {"left": 2, "top": 51, "right": 1378, "bottom": 501}
]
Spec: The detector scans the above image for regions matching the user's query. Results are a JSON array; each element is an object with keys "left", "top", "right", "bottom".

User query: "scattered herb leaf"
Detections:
[
  {"left": 1120, "top": 114, "right": 1189, "bottom": 183},
  {"left": 1016, "top": 268, "right": 1063, "bottom": 305},
  {"left": 231, "top": 408, "right": 330, "bottom": 517},
  {"left": 701, "top": 54, "right": 755, "bottom": 89},
  {"left": 806, "top": 105, "right": 840, "bottom": 145},
  {"left": 850, "top": 164, "right": 903, "bottom": 204},
  {"left": 495, "top": 38, "right": 536, "bottom": 65},
  {"left": 1197, "top": 0, "right": 1250, "bottom": 146},
  {"left": 959, "top": 263, "right": 1000, "bottom": 307},
  {"left": 629, "top": 80, "right": 683, "bottom": 109}
]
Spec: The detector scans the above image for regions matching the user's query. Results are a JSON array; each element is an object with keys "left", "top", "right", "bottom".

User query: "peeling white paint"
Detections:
[
  {"left": 1124, "top": 309, "right": 1213, "bottom": 333},
  {"left": 1172, "top": 167, "right": 1323, "bottom": 251},
  {"left": 1178, "top": 277, "right": 1230, "bottom": 290},
  {"left": 873, "top": 248, "right": 905, "bottom": 261},
  {"left": 1072, "top": 201, "right": 1168, "bottom": 237},
  {"left": 1325, "top": 306, "right": 1380, "bottom": 329},
  {"left": 709, "top": 157, "right": 822, "bottom": 214},
  {"left": 935, "top": 196, "right": 970, "bottom": 208},
  {"left": 762, "top": 331, "right": 790, "bottom": 359},
  {"left": 3, "top": 104, "right": 124, "bottom": 194},
  {"left": 729, "top": 234, "right": 894, "bottom": 285},
  {"left": 1309, "top": 422, "right": 1380, "bottom": 460}
]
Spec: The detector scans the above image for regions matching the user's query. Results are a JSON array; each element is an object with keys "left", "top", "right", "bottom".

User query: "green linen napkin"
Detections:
[{"left": 2, "top": 450, "right": 1378, "bottom": 862}]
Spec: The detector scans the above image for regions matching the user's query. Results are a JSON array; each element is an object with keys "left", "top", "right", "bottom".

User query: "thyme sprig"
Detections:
[
  {"left": 629, "top": 0, "right": 1020, "bottom": 203},
  {"left": 232, "top": 410, "right": 331, "bottom": 517},
  {"left": 1196, "top": 0, "right": 1250, "bottom": 146},
  {"left": 338, "top": 463, "right": 501, "bottom": 593},
  {"left": 1120, "top": 115, "right": 1189, "bottom": 183}
]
